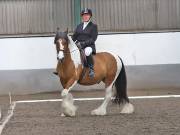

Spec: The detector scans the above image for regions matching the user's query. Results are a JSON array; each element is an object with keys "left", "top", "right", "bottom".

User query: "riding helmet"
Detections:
[{"left": 81, "top": 8, "right": 92, "bottom": 16}]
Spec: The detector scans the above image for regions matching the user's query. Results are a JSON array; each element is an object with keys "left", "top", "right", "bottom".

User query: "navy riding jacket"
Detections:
[{"left": 72, "top": 22, "right": 98, "bottom": 54}]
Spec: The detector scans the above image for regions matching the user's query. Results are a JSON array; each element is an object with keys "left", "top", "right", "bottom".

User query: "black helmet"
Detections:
[{"left": 81, "top": 8, "right": 92, "bottom": 16}]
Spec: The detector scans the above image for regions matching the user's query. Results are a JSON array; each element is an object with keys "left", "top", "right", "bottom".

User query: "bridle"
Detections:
[{"left": 57, "top": 39, "right": 80, "bottom": 54}]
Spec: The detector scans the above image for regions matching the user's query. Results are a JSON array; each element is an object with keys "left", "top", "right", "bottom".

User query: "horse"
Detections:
[{"left": 54, "top": 30, "right": 134, "bottom": 116}]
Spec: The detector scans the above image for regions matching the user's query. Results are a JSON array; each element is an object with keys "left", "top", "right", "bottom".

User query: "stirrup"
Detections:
[{"left": 53, "top": 71, "right": 58, "bottom": 75}]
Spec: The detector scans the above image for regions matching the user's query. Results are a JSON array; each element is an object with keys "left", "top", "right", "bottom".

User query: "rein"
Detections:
[
  {"left": 57, "top": 38, "right": 80, "bottom": 54},
  {"left": 59, "top": 48, "right": 80, "bottom": 54}
]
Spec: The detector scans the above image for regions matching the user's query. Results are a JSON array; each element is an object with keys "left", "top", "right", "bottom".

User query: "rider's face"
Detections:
[{"left": 82, "top": 14, "right": 91, "bottom": 22}]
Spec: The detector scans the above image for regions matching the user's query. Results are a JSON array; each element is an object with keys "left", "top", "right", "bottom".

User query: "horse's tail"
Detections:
[{"left": 114, "top": 57, "right": 129, "bottom": 104}]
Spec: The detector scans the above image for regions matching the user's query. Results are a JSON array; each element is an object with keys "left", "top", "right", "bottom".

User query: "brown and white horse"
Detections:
[{"left": 54, "top": 31, "right": 134, "bottom": 116}]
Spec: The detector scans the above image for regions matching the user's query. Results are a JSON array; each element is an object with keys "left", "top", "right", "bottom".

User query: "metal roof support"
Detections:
[{"left": 74, "top": 0, "right": 81, "bottom": 27}]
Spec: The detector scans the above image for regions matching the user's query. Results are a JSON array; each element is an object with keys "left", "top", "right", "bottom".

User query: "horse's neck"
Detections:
[{"left": 67, "top": 35, "right": 81, "bottom": 68}]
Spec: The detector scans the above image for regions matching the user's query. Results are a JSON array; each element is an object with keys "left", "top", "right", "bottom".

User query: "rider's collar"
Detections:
[{"left": 83, "top": 21, "right": 90, "bottom": 30}]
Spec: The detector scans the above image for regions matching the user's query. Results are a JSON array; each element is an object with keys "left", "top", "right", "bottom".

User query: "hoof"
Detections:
[
  {"left": 62, "top": 104, "right": 77, "bottom": 117},
  {"left": 91, "top": 108, "right": 106, "bottom": 116},
  {"left": 61, "top": 93, "right": 77, "bottom": 117},
  {"left": 61, "top": 113, "right": 65, "bottom": 117},
  {"left": 120, "top": 103, "right": 134, "bottom": 114}
]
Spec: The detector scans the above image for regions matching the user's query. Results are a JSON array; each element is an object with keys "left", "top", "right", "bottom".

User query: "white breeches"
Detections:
[{"left": 84, "top": 47, "right": 92, "bottom": 56}]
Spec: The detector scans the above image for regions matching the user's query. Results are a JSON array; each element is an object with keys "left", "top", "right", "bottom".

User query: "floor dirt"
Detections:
[{"left": 0, "top": 89, "right": 180, "bottom": 135}]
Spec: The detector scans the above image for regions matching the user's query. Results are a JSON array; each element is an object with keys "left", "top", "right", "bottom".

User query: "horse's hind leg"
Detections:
[{"left": 91, "top": 83, "right": 113, "bottom": 116}]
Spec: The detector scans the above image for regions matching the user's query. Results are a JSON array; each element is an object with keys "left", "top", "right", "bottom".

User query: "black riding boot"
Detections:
[{"left": 86, "top": 55, "right": 94, "bottom": 78}]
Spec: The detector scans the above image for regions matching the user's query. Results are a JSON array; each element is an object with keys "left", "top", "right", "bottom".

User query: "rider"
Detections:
[{"left": 72, "top": 8, "right": 98, "bottom": 78}]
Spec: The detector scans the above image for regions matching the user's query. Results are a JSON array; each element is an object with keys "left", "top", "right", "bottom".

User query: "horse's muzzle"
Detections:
[{"left": 57, "top": 51, "right": 64, "bottom": 61}]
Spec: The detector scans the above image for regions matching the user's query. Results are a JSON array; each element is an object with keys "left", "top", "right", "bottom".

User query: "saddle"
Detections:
[
  {"left": 78, "top": 48, "right": 92, "bottom": 81},
  {"left": 79, "top": 49, "right": 88, "bottom": 67},
  {"left": 78, "top": 47, "right": 95, "bottom": 80}
]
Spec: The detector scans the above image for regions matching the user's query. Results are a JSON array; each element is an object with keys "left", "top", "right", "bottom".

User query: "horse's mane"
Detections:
[{"left": 67, "top": 35, "right": 81, "bottom": 68}]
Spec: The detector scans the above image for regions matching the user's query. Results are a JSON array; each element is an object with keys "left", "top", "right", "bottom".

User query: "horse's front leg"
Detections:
[
  {"left": 61, "top": 78, "right": 77, "bottom": 97},
  {"left": 61, "top": 78, "right": 77, "bottom": 117}
]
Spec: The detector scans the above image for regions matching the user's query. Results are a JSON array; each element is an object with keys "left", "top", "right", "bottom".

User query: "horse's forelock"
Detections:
[{"left": 54, "top": 32, "right": 68, "bottom": 44}]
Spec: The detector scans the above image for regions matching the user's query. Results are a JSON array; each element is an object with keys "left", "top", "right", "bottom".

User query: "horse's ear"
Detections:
[
  {"left": 55, "top": 27, "right": 60, "bottom": 34},
  {"left": 54, "top": 27, "right": 60, "bottom": 44},
  {"left": 64, "top": 28, "right": 68, "bottom": 34}
]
